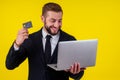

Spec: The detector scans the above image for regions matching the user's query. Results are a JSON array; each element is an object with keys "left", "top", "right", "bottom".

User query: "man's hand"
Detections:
[
  {"left": 14, "top": 28, "right": 29, "bottom": 47},
  {"left": 65, "top": 62, "right": 86, "bottom": 74}
]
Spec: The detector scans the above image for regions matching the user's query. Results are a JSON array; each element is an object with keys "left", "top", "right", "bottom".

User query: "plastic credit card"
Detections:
[{"left": 23, "top": 21, "right": 32, "bottom": 28}]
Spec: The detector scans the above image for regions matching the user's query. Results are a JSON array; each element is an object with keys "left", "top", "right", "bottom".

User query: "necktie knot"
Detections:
[{"left": 46, "top": 35, "right": 52, "bottom": 40}]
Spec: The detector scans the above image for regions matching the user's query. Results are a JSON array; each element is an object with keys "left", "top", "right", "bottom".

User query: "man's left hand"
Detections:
[{"left": 65, "top": 62, "right": 86, "bottom": 74}]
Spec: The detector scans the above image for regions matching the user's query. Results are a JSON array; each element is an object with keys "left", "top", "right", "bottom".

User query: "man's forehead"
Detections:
[{"left": 46, "top": 11, "right": 62, "bottom": 18}]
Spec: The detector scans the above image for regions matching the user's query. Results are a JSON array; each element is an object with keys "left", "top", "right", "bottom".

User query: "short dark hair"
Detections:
[{"left": 42, "top": 2, "right": 63, "bottom": 16}]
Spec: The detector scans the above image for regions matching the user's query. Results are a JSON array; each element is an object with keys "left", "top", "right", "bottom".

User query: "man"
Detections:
[{"left": 6, "top": 2, "right": 85, "bottom": 80}]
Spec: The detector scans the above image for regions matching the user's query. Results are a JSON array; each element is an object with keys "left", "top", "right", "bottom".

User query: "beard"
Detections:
[{"left": 44, "top": 25, "right": 60, "bottom": 35}]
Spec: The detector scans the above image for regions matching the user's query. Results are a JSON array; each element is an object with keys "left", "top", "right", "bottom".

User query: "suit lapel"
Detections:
[{"left": 36, "top": 28, "right": 47, "bottom": 65}]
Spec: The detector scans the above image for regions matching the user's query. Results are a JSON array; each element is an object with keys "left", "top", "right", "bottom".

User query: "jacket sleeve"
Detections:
[
  {"left": 5, "top": 42, "right": 28, "bottom": 70},
  {"left": 69, "top": 71, "right": 84, "bottom": 80}
]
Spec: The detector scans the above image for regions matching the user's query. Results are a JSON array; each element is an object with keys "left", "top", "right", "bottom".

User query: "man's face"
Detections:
[{"left": 42, "top": 11, "right": 62, "bottom": 35}]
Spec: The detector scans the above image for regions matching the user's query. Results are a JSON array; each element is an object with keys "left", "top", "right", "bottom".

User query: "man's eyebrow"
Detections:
[
  {"left": 51, "top": 18, "right": 56, "bottom": 20},
  {"left": 51, "top": 18, "right": 62, "bottom": 20},
  {"left": 59, "top": 19, "right": 62, "bottom": 20}
]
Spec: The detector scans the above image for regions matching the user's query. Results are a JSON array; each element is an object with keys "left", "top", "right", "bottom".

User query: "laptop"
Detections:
[{"left": 47, "top": 39, "right": 98, "bottom": 71}]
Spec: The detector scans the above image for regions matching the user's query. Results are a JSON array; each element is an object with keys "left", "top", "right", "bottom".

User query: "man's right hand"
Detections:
[{"left": 14, "top": 28, "right": 29, "bottom": 47}]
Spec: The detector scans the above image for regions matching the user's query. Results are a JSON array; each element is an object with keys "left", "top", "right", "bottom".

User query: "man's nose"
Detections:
[{"left": 54, "top": 21, "right": 60, "bottom": 27}]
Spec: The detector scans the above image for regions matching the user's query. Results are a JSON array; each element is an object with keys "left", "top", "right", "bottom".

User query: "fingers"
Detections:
[
  {"left": 15, "top": 28, "right": 29, "bottom": 47},
  {"left": 77, "top": 63, "right": 81, "bottom": 73},
  {"left": 18, "top": 28, "right": 28, "bottom": 35},
  {"left": 18, "top": 28, "right": 29, "bottom": 39},
  {"left": 70, "top": 65, "right": 74, "bottom": 74},
  {"left": 69, "top": 63, "right": 86, "bottom": 74},
  {"left": 20, "top": 32, "right": 29, "bottom": 39},
  {"left": 64, "top": 69, "right": 70, "bottom": 72},
  {"left": 70, "top": 63, "right": 80, "bottom": 74}
]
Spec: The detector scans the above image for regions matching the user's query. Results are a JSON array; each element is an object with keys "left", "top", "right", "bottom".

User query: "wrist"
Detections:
[{"left": 14, "top": 40, "right": 21, "bottom": 47}]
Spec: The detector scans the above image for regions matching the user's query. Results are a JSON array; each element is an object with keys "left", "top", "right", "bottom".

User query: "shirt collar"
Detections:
[{"left": 42, "top": 28, "right": 60, "bottom": 39}]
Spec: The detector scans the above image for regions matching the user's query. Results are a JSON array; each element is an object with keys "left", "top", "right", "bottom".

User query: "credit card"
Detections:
[{"left": 23, "top": 21, "right": 32, "bottom": 28}]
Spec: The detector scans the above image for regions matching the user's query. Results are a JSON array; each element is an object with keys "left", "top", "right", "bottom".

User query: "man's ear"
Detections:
[{"left": 41, "top": 16, "right": 45, "bottom": 22}]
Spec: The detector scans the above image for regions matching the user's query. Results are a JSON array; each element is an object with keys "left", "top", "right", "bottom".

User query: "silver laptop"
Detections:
[{"left": 47, "top": 39, "right": 98, "bottom": 71}]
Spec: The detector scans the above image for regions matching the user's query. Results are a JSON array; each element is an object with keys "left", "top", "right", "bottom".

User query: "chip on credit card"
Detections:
[{"left": 23, "top": 21, "right": 32, "bottom": 29}]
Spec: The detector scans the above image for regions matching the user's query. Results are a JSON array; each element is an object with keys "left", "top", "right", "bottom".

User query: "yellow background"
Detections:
[{"left": 0, "top": 0, "right": 120, "bottom": 80}]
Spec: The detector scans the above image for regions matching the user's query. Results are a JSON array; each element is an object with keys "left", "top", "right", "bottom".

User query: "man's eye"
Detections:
[{"left": 59, "top": 20, "right": 62, "bottom": 23}]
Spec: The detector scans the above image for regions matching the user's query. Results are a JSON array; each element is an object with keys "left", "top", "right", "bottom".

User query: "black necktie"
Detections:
[{"left": 45, "top": 35, "right": 52, "bottom": 64}]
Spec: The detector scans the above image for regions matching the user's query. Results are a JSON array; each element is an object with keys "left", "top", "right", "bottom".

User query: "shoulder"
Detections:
[
  {"left": 60, "top": 30, "right": 76, "bottom": 41},
  {"left": 29, "top": 29, "right": 42, "bottom": 39}
]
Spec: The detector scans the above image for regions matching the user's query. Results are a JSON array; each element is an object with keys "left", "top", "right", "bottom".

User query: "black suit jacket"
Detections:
[{"left": 6, "top": 28, "right": 84, "bottom": 80}]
